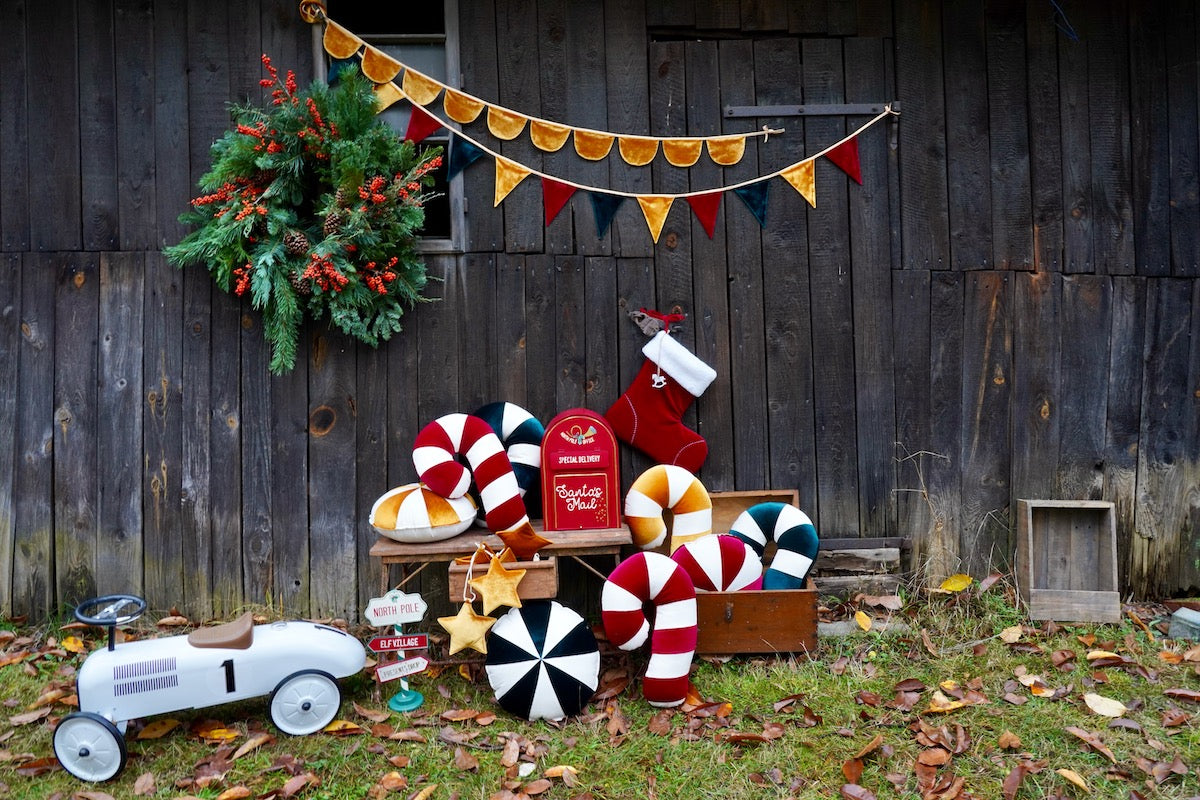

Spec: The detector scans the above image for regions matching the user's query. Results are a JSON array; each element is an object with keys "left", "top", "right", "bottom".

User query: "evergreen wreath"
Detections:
[{"left": 165, "top": 56, "right": 443, "bottom": 374}]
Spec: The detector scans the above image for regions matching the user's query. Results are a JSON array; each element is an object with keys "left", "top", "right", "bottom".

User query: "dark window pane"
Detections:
[{"left": 327, "top": 1, "right": 445, "bottom": 36}]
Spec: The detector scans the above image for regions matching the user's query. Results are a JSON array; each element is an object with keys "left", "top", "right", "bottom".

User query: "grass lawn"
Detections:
[{"left": 1, "top": 578, "right": 1198, "bottom": 800}]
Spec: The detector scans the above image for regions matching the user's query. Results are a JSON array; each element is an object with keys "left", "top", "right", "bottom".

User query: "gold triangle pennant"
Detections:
[
  {"left": 401, "top": 68, "right": 443, "bottom": 106},
  {"left": 495, "top": 158, "right": 532, "bottom": 206},
  {"left": 360, "top": 45, "right": 401, "bottom": 83},
  {"left": 323, "top": 20, "right": 362, "bottom": 60},
  {"left": 530, "top": 120, "right": 571, "bottom": 152},
  {"left": 618, "top": 136, "right": 659, "bottom": 166},
  {"left": 444, "top": 89, "right": 484, "bottom": 123},
  {"left": 637, "top": 196, "right": 674, "bottom": 243},
  {"left": 782, "top": 160, "right": 816, "bottom": 207},
  {"left": 373, "top": 82, "right": 405, "bottom": 112},
  {"left": 488, "top": 106, "right": 528, "bottom": 140},
  {"left": 574, "top": 129, "right": 615, "bottom": 161},
  {"left": 707, "top": 136, "right": 746, "bottom": 166},
  {"left": 662, "top": 138, "right": 703, "bottom": 167}
]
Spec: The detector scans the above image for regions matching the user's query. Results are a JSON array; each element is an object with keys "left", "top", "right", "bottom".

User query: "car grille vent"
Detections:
[
  {"left": 114, "top": 674, "right": 179, "bottom": 697},
  {"left": 113, "top": 657, "right": 177, "bottom": 681}
]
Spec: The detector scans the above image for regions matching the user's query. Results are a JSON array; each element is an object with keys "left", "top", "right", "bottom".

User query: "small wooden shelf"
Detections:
[{"left": 1016, "top": 499, "right": 1120, "bottom": 623}]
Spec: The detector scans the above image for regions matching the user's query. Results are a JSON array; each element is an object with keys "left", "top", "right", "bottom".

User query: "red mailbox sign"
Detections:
[{"left": 540, "top": 408, "right": 621, "bottom": 530}]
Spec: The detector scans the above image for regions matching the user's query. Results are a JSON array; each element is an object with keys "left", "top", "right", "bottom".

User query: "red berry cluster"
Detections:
[
  {"left": 233, "top": 263, "right": 252, "bottom": 296},
  {"left": 362, "top": 256, "right": 400, "bottom": 294},
  {"left": 302, "top": 252, "right": 350, "bottom": 293},
  {"left": 260, "top": 54, "right": 298, "bottom": 106}
]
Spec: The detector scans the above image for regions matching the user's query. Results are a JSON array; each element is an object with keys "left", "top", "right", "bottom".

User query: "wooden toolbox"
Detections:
[
  {"left": 697, "top": 490, "right": 817, "bottom": 654},
  {"left": 1016, "top": 499, "right": 1120, "bottom": 623},
  {"left": 447, "top": 556, "right": 559, "bottom": 604}
]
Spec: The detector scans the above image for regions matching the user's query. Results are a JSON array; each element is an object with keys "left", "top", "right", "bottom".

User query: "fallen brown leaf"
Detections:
[
  {"left": 8, "top": 707, "right": 51, "bottom": 726},
  {"left": 1064, "top": 726, "right": 1117, "bottom": 764},
  {"left": 215, "top": 787, "right": 253, "bottom": 800},
  {"left": 998, "top": 731, "right": 1021, "bottom": 750},
  {"left": 840, "top": 783, "right": 877, "bottom": 800},
  {"left": 132, "top": 771, "right": 156, "bottom": 796},
  {"left": 453, "top": 746, "right": 479, "bottom": 771},
  {"left": 232, "top": 731, "right": 275, "bottom": 760},
  {"left": 1056, "top": 768, "right": 1090, "bottom": 793},
  {"left": 522, "top": 778, "right": 553, "bottom": 795},
  {"left": 354, "top": 702, "right": 391, "bottom": 723},
  {"left": 136, "top": 718, "right": 181, "bottom": 740},
  {"left": 1163, "top": 688, "right": 1200, "bottom": 704},
  {"left": 280, "top": 771, "right": 318, "bottom": 798},
  {"left": 647, "top": 709, "right": 674, "bottom": 736}
]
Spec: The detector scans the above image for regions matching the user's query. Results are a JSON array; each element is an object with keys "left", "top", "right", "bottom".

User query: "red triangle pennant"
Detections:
[
  {"left": 825, "top": 137, "right": 862, "bottom": 185},
  {"left": 404, "top": 105, "right": 444, "bottom": 144},
  {"left": 542, "top": 178, "right": 577, "bottom": 226},
  {"left": 685, "top": 192, "right": 722, "bottom": 239}
]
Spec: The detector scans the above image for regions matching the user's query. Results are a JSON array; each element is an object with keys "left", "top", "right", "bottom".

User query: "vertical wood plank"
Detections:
[
  {"left": 307, "top": 328, "right": 358, "bottom": 620},
  {"left": 718, "top": 38, "right": 768, "bottom": 491},
  {"left": 240, "top": 304, "right": 274, "bottom": 609},
  {"left": 143, "top": 252, "right": 185, "bottom": 611},
  {"left": 604, "top": 0, "right": 652, "bottom": 257},
  {"left": 1167, "top": 2, "right": 1200, "bottom": 276},
  {"left": 1128, "top": 0, "right": 1170, "bottom": 277},
  {"left": 537, "top": 0, "right": 574, "bottom": 254},
  {"left": 942, "top": 0, "right": 992, "bottom": 269},
  {"left": 1056, "top": 275, "right": 1111, "bottom": 498},
  {"left": 648, "top": 40, "right": 693, "bottom": 320},
  {"left": 613, "top": 257, "right": 656, "bottom": 491},
  {"left": 1103, "top": 277, "right": 1144, "bottom": 595},
  {"left": 457, "top": 0, "right": 504, "bottom": 252},
  {"left": 495, "top": 254, "right": 529, "bottom": 406},
  {"left": 0, "top": 1, "right": 31, "bottom": 250},
  {"left": 0, "top": 255, "right": 21, "bottom": 611},
  {"left": 1131, "top": 279, "right": 1197, "bottom": 596},
  {"left": 53, "top": 254, "right": 99, "bottom": 607},
  {"left": 1057, "top": 4, "right": 1092, "bottom": 273},
  {"left": 271, "top": 348, "right": 311, "bottom": 614},
  {"left": 115, "top": 0, "right": 157, "bottom": 250},
  {"left": 926, "top": 271, "right": 963, "bottom": 579},
  {"left": 458, "top": 253, "right": 500, "bottom": 410},
  {"left": 565, "top": 0, "right": 610, "bottom": 257},
  {"left": 524, "top": 254, "right": 558, "bottom": 423},
  {"left": 555, "top": 256, "right": 587, "bottom": 411},
  {"left": 1024, "top": 0, "right": 1064, "bottom": 272},
  {"left": 13, "top": 254, "right": 55, "bottom": 618},
  {"left": 208, "top": 292, "right": 243, "bottom": 618},
  {"left": 855, "top": 0, "right": 894, "bottom": 38},
  {"left": 355, "top": 346, "right": 389, "bottom": 614},
  {"left": 1010, "top": 272, "right": 1060, "bottom": 504},
  {"left": 584, "top": 256, "right": 619, "bottom": 414},
  {"left": 154, "top": 0, "right": 191, "bottom": 250},
  {"left": 1086, "top": 0, "right": 1133, "bottom": 275},
  {"left": 803, "top": 37, "right": 859, "bottom": 535},
  {"left": 847, "top": 37, "right": 897, "bottom": 537},
  {"left": 495, "top": 0, "right": 544, "bottom": 253},
  {"left": 26, "top": 1, "right": 81, "bottom": 250},
  {"left": 686, "top": 39, "right": 733, "bottom": 490},
  {"left": 959, "top": 272, "right": 1013, "bottom": 575},
  {"left": 892, "top": 269, "right": 932, "bottom": 570},
  {"left": 894, "top": 0, "right": 950, "bottom": 269},
  {"left": 78, "top": 0, "right": 119, "bottom": 250},
  {"left": 986, "top": 0, "right": 1032, "bottom": 270},
  {"left": 753, "top": 38, "right": 817, "bottom": 509},
  {"left": 98, "top": 253, "right": 145, "bottom": 593}
]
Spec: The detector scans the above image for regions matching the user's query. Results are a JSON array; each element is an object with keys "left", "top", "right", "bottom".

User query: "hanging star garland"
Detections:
[
  {"left": 468, "top": 556, "right": 527, "bottom": 615},
  {"left": 437, "top": 601, "right": 497, "bottom": 655}
]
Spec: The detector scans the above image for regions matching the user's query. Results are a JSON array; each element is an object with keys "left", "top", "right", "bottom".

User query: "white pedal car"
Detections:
[{"left": 54, "top": 594, "right": 366, "bottom": 782}]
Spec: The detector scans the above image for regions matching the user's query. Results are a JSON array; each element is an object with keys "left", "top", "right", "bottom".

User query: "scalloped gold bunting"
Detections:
[
  {"left": 360, "top": 45, "right": 402, "bottom": 84},
  {"left": 707, "top": 136, "right": 746, "bottom": 166},
  {"left": 323, "top": 21, "right": 362, "bottom": 60},
  {"left": 495, "top": 158, "right": 531, "bottom": 206},
  {"left": 373, "top": 82, "right": 405, "bottom": 112},
  {"left": 401, "top": 68, "right": 443, "bottom": 106},
  {"left": 637, "top": 196, "right": 674, "bottom": 243},
  {"left": 574, "top": 129, "right": 614, "bottom": 160},
  {"left": 663, "top": 138, "right": 703, "bottom": 167},
  {"left": 444, "top": 89, "right": 484, "bottom": 123},
  {"left": 782, "top": 160, "right": 816, "bottom": 207},
  {"left": 530, "top": 120, "right": 571, "bottom": 152},
  {"left": 618, "top": 136, "right": 658, "bottom": 167},
  {"left": 487, "top": 106, "right": 528, "bottom": 140}
]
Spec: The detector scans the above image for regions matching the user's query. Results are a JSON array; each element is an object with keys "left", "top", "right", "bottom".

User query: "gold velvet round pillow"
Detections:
[{"left": 370, "top": 483, "right": 477, "bottom": 543}]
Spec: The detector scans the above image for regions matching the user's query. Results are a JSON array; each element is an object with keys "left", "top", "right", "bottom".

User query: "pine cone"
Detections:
[
  {"left": 323, "top": 209, "right": 345, "bottom": 238},
  {"left": 283, "top": 230, "right": 310, "bottom": 256},
  {"left": 288, "top": 270, "right": 312, "bottom": 296},
  {"left": 334, "top": 187, "right": 348, "bottom": 207}
]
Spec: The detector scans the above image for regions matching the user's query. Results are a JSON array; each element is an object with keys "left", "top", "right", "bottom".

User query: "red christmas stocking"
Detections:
[{"left": 605, "top": 331, "right": 717, "bottom": 473}]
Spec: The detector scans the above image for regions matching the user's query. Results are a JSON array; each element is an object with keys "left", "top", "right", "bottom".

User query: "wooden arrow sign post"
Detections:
[{"left": 363, "top": 589, "right": 430, "bottom": 712}]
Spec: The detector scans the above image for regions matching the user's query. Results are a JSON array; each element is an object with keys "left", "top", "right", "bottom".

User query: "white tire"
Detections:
[
  {"left": 53, "top": 712, "right": 126, "bottom": 782},
  {"left": 269, "top": 670, "right": 341, "bottom": 735}
]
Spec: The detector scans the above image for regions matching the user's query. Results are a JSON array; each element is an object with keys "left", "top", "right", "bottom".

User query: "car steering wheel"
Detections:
[{"left": 74, "top": 594, "right": 147, "bottom": 627}]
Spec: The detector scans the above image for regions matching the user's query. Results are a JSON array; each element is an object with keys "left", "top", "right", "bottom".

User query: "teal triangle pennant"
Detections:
[
  {"left": 733, "top": 182, "right": 769, "bottom": 228},
  {"left": 447, "top": 135, "right": 486, "bottom": 181}
]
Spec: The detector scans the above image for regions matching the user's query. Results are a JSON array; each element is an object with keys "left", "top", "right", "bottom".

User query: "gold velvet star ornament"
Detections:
[
  {"left": 468, "top": 556, "right": 526, "bottom": 615},
  {"left": 496, "top": 521, "right": 551, "bottom": 561},
  {"left": 437, "top": 602, "right": 497, "bottom": 655}
]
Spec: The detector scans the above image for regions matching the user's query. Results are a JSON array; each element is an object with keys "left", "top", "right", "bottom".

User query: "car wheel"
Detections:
[
  {"left": 53, "top": 712, "right": 127, "bottom": 782},
  {"left": 269, "top": 670, "right": 341, "bottom": 735}
]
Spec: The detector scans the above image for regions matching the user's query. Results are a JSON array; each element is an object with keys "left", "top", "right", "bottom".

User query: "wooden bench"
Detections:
[{"left": 369, "top": 524, "right": 632, "bottom": 596}]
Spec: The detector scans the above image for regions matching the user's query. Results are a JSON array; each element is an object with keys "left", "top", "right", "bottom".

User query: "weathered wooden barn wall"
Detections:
[{"left": 1, "top": 0, "right": 1198, "bottom": 622}]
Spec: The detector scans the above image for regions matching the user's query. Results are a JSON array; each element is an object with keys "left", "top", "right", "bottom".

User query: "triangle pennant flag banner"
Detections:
[
  {"left": 494, "top": 158, "right": 532, "bottom": 206},
  {"left": 446, "top": 135, "right": 486, "bottom": 181},
  {"left": 782, "top": 160, "right": 816, "bottom": 208},
  {"left": 590, "top": 193, "right": 625, "bottom": 237},
  {"left": 826, "top": 137, "right": 863, "bottom": 184},
  {"left": 733, "top": 182, "right": 770, "bottom": 228},
  {"left": 637, "top": 196, "right": 674, "bottom": 244},
  {"left": 685, "top": 192, "right": 722, "bottom": 239},
  {"left": 404, "top": 105, "right": 444, "bottom": 144},
  {"left": 542, "top": 178, "right": 577, "bottom": 226}
]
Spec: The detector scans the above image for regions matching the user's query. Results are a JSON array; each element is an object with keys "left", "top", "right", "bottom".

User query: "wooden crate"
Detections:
[
  {"left": 710, "top": 489, "right": 800, "bottom": 535},
  {"left": 447, "top": 557, "right": 559, "bottom": 604},
  {"left": 1016, "top": 500, "right": 1120, "bottom": 623},
  {"left": 695, "top": 585, "right": 817, "bottom": 655}
]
